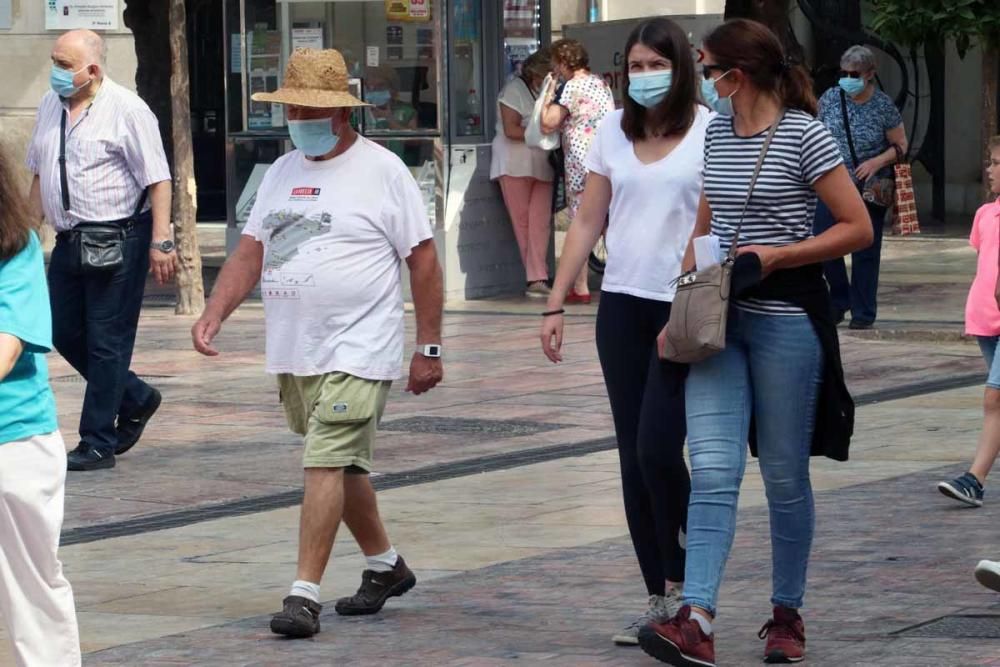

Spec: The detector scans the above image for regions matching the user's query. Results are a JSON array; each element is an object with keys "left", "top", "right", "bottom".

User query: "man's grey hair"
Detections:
[{"left": 841, "top": 45, "right": 876, "bottom": 73}]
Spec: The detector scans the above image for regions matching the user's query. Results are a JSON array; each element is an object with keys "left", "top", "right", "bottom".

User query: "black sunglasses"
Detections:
[
  {"left": 839, "top": 70, "right": 865, "bottom": 79},
  {"left": 701, "top": 64, "right": 728, "bottom": 80}
]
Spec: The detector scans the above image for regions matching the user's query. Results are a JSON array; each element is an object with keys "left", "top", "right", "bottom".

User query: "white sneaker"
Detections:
[
  {"left": 975, "top": 560, "right": 1000, "bottom": 592},
  {"left": 612, "top": 589, "right": 683, "bottom": 646}
]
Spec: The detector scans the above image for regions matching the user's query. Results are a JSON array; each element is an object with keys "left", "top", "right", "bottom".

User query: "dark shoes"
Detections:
[
  {"left": 270, "top": 595, "right": 322, "bottom": 638},
  {"left": 115, "top": 388, "right": 162, "bottom": 455},
  {"left": 639, "top": 605, "right": 716, "bottom": 667},
  {"left": 334, "top": 556, "right": 417, "bottom": 616},
  {"left": 938, "top": 472, "right": 985, "bottom": 507},
  {"left": 67, "top": 444, "right": 116, "bottom": 471},
  {"left": 759, "top": 606, "right": 806, "bottom": 663},
  {"left": 848, "top": 319, "right": 874, "bottom": 330}
]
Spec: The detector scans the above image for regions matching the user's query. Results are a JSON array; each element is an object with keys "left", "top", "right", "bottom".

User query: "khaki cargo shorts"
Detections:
[{"left": 277, "top": 372, "right": 392, "bottom": 473}]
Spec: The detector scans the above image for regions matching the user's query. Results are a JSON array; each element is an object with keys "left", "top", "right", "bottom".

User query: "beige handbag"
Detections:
[{"left": 662, "top": 113, "right": 784, "bottom": 364}]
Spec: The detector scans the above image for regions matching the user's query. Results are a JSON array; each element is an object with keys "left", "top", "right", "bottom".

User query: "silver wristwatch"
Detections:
[
  {"left": 151, "top": 239, "right": 176, "bottom": 253},
  {"left": 419, "top": 344, "right": 442, "bottom": 358}
]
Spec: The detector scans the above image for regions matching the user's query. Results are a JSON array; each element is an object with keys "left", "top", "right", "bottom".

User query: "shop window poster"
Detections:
[{"left": 385, "top": 0, "right": 431, "bottom": 23}]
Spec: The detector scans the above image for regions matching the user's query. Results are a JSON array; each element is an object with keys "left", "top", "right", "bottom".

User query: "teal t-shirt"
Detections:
[{"left": 0, "top": 231, "right": 57, "bottom": 445}]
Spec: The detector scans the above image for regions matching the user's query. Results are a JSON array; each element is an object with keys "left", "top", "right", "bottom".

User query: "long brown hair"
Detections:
[
  {"left": 621, "top": 17, "right": 699, "bottom": 141},
  {"left": 703, "top": 19, "right": 817, "bottom": 116},
  {"left": 0, "top": 145, "right": 34, "bottom": 261}
]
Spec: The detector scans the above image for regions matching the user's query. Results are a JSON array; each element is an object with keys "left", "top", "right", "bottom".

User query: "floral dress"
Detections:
[{"left": 555, "top": 73, "right": 615, "bottom": 217}]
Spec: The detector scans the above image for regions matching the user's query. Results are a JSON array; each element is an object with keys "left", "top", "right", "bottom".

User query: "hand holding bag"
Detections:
[
  {"left": 840, "top": 90, "right": 895, "bottom": 209},
  {"left": 524, "top": 73, "right": 561, "bottom": 151},
  {"left": 662, "top": 113, "right": 784, "bottom": 364}
]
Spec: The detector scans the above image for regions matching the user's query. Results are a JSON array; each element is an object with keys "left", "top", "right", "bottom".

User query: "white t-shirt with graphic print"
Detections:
[{"left": 242, "top": 137, "right": 433, "bottom": 379}]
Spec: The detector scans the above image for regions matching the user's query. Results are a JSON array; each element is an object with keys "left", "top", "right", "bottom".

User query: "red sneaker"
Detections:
[
  {"left": 758, "top": 606, "right": 806, "bottom": 663},
  {"left": 638, "top": 605, "right": 716, "bottom": 667},
  {"left": 564, "top": 290, "right": 591, "bottom": 305}
]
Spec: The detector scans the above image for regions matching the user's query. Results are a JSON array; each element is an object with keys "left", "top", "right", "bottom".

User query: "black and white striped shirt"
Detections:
[{"left": 704, "top": 109, "right": 842, "bottom": 314}]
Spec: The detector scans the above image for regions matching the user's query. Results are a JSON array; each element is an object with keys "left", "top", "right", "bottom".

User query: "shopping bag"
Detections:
[
  {"left": 891, "top": 160, "right": 920, "bottom": 235},
  {"left": 525, "top": 73, "right": 560, "bottom": 151}
]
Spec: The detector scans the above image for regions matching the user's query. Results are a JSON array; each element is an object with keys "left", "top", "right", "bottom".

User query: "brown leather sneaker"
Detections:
[
  {"left": 270, "top": 595, "right": 322, "bottom": 638},
  {"left": 334, "top": 555, "right": 417, "bottom": 616},
  {"left": 638, "top": 605, "right": 716, "bottom": 667},
  {"left": 758, "top": 605, "right": 806, "bottom": 663}
]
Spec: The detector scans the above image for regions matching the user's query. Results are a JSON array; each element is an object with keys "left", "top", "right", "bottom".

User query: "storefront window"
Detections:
[
  {"left": 451, "top": 0, "right": 483, "bottom": 138},
  {"left": 502, "top": 0, "right": 541, "bottom": 79}
]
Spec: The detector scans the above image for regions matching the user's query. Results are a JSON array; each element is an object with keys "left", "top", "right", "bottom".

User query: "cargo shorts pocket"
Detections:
[{"left": 310, "top": 373, "right": 381, "bottom": 426}]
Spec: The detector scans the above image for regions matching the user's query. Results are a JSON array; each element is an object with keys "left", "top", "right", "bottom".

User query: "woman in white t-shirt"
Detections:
[
  {"left": 490, "top": 50, "right": 555, "bottom": 297},
  {"left": 539, "top": 17, "right": 710, "bottom": 646}
]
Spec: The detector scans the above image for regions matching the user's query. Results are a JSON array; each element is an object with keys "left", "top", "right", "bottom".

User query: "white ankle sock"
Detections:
[
  {"left": 365, "top": 546, "right": 398, "bottom": 573},
  {"left": 691, "top": 611, "right": 713, "bottom": 636},
  {"left": 289, "top": 580, "right": 321, "bottom": 603}
]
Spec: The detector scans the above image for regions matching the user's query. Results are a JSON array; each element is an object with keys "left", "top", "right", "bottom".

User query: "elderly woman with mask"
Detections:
[
  {"left": 491, "top": 49, "right": 556, "bottom": 297},
  {"left": 814, "top": 45, "right": 907, "bottom": 330}
]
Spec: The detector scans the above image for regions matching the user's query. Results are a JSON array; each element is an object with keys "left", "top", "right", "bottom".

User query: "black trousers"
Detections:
[
  {"left": 595, "top": 290, "right": 690, "bottom": 593},
  {"left": 48, "top": 213, "right": 155, "bottom": 455}
]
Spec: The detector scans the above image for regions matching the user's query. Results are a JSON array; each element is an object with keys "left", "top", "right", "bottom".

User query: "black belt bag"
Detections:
[{"left": 76, "top": 222, "right": 128, "bottom": 273}]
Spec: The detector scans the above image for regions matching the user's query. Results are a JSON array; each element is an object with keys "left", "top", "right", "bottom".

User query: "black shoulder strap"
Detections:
[
  {"left": 132, "top": 187, "right": 149, "bottom": 220},
  {"left": 59, "top": 108, "right": 70, "bottom": 211},
  {"left": 839, "top": 89, "right": 859, "bottom": 168}
]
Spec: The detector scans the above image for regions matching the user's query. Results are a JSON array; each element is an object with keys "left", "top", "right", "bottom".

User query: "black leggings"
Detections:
[{"left": 595, "top": 290, "right": 690, "bottom": 593}]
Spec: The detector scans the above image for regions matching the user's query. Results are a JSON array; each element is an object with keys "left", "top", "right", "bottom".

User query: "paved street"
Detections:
[{"left": 5, "top": 236, "right": 1000, "bottom": 666}]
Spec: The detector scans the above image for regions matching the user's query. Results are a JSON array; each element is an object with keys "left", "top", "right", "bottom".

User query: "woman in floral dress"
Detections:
[{"left": 542, "top": 38, "right": 615, "bottom": 303}]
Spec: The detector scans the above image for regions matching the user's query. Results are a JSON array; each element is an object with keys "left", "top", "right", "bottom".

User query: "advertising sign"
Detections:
[
  {"left": 46, "top": 0, "right": 119, "bottom": 30},
  {"left": 385, "top": 0, "right": 431, "bottom": 23}
]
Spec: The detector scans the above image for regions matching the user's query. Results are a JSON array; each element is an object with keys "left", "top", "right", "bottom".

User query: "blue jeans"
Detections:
[
  {"left": 813, "top": 200, "right": 885, "bottom": 324},
  {"left": 48, "top": 213, "right": 155, "bottom": 455},
  {"left": 682, "top": 308, "right": 824, "bottom": 616}
]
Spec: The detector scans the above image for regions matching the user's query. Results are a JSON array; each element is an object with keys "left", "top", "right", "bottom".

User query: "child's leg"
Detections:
[{"left": 971, "top": 337, "right": 1000, "bottom": 483}]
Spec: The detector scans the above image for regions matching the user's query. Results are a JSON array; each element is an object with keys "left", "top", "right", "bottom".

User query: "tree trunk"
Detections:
[
  {"left": 123, "top": 1, "right": 172, "bottom": 167},
  {"left": 984, "top": 46, "right": 999, "bottom": 203},
  {"left": 169, "top": 0, "right": 205, "bottom": 315},
  {"left": 724, "top": 0, "right": 805, "bottom": 64}
]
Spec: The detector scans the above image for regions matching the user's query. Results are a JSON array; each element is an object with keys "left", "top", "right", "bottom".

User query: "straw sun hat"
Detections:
[{"left": 251, "top": 48, "right": 369, "bottom": 108}]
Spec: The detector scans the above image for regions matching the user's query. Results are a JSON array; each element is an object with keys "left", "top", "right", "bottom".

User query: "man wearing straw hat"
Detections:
[{"left": 191, "top": 48, "right": 444, "bottom": 638}]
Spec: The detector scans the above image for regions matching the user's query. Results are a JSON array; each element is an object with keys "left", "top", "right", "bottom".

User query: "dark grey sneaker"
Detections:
[
  {"left": 613, "top": 590, "right": 683, "bottom": 646},
  {"left": 334, "top": 556, "right": 416, "bottom": 616},
  {"left": 938, "top": 472, "right": 984, "bottom": 507},
  {"left": 270, "top": 595, "right": 322, "bottom": 638}
]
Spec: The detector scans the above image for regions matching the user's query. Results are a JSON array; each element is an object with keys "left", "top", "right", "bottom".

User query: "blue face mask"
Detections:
[
  {"left": 628, "top": 70, "right": 672, "bottom": 108},
  {"left": 50, "top": 64, "right": 91, "bottom": 98},
  {"left": 701, "top": 71, "right": 737, "bottom": 116},
  {"left": 367, "top": 90, "right": 391, "bottom": 107},
  {"left": 838, "top": 76, "right": 866, "bottom": 98},
  {"left": 287, "top": 118, "right": 340, "bottom": 157}
]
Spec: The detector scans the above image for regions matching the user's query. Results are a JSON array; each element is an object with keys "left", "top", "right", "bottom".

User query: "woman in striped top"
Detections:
[{"left": 640, "top": 20, "right": 872, "bottom": 667}]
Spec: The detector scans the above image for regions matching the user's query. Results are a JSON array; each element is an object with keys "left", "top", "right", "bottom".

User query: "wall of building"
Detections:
[{"left": 0, "top": 0, "right": 137, "bottom": 193}]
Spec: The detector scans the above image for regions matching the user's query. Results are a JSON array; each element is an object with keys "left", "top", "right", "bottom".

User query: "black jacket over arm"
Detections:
[{"left": 739, "top": 263, "right": 855, "bottom": 462}]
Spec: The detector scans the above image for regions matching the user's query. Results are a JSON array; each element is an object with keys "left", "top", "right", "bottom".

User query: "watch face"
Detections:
[
  {"left": 159, "top": 240, "right": 175, "bottom": 252},
  {"left": 424, "top": 344, "right": 441, "bottom": 357}
]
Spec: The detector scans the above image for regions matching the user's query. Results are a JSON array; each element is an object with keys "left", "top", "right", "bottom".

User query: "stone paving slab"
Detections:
[
  {"left": 82, "top": 465, "right": 1000, "bottom": 666},
  {"left": 56, "top": 303, "right": 984, "bottom": 533}
]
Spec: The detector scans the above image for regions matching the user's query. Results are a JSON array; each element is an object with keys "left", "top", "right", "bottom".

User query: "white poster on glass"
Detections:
[{"left": 46, "top": 0, "right": 119, "bottom": 30}]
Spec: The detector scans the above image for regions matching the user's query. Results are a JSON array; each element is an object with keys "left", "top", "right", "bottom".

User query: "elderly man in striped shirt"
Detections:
[{"left": 26, "top": 29, "right": 176, "bottom": 471}]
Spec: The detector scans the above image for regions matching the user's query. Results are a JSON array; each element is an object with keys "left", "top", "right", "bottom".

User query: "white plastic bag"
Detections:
[{"left": 524, "top": 73, "right": 561, "bottom": 151}]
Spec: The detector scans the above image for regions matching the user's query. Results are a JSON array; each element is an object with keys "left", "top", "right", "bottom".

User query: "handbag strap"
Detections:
[
  {"left": 727, "top": 110, "right": 785, "bottom": 261},
  {"left": 839, "top": 89, "right": 859, "bottom": 169},
  {"left": 59, "top": 108, "right": 71, "bottom": 212}
]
